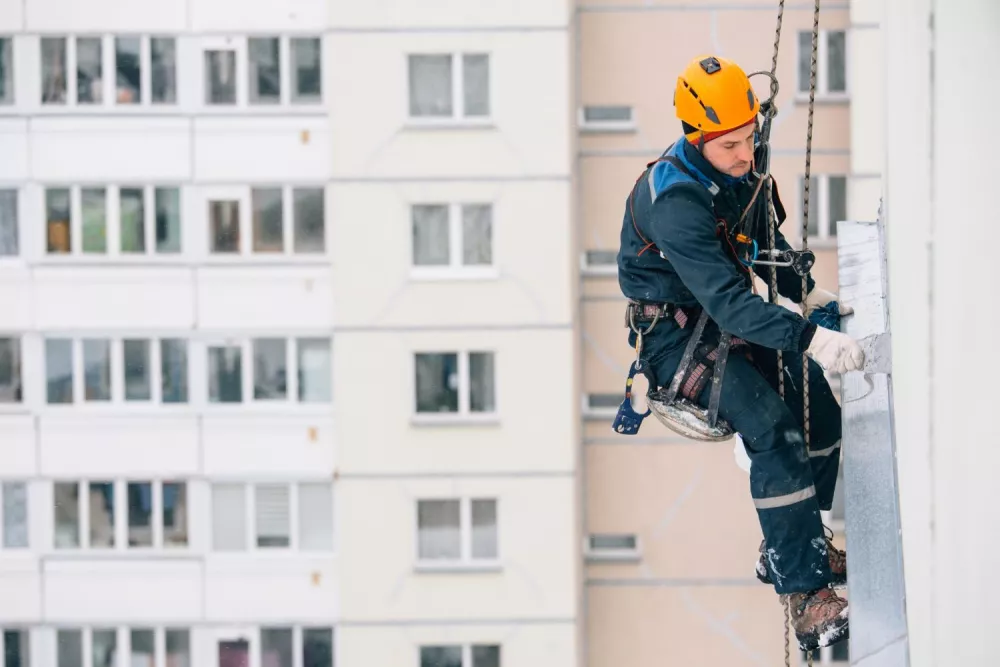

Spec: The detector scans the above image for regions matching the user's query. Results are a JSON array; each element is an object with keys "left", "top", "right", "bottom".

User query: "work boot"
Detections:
[
  {"left": 755, "top": 526, "right": 846, "bottom": 587},
  {"left": 782, "top": 587, "right": 849, "bottom": 651}
]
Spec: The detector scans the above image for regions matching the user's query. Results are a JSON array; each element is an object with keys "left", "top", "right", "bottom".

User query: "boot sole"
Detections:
[{"left": 796, "top": 607, "right": 850, "bottom": 652}]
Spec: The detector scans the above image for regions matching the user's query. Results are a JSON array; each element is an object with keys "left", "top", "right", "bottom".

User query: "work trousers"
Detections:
[{"left": 631, "top": 327, "right": 843, "bottom": 594}]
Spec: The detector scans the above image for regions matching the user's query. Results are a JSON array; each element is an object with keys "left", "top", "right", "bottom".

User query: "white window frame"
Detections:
[
  {"left": 202, "top": 336, "right": 332, "bottom": 410},
  {"left": 796, "top": 29, "right": 849, "bottom": 101},
  {"left": 796, "top": 174, "right": 848, "bottom": 247},
  {"left": 582, "top": 392, "right": 625, "bottom": 421},
  {"left": 411, "top": 350, "right": 498, "bottom": 425},
  {"left": 200, "top": 35, "right": 324, "bottom": 112},
  {"left": 584, "top": 533, "right": 641, "bottom": 563},
  {"left": 50, "top": 480, "right": 188, "bottom": 553},
  {"left": 405, "top": 52, "right": 493, "bottom": 127},
  {"left": 53, "top": 627, "right": 192, "bottom": 667},
  {"left": 414, "top": 497, "right": 500, "bottom": 572},
  {"left": 579, "top": 249, "right": 618, "bottom": 277},
  {"left": 0, "top": 481, "right": 29, "bottom": 550},
  {"left": 40, "top": 185, "right": 183, "bottom": 260},
  {"left": 203, "top": 186, "right": 329, "bottom": 261},
  {"left": 409, "top": 202, "right": 497, "bottom": 281},
  {"left": 209, "top": 481, "right": 335, "bottom": 554},
  {"left": 418, "top": 643, "right": 501, "bottom": 667},
  {"left": 578, "top": 105, "right": 636, "bottom": 133},
  {"left": 37, "top": 35, "right": 179, "bottom": 110},
  {"left": 41, "top": 336, "right": 191, "bottom": 410}
]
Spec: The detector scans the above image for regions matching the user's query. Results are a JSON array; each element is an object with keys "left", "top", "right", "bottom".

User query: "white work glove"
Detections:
[
  {"left": 803, "top": 287, "right": 853, "bottom": 318},
  {"left": 806, "top": 327, "right": 865, "bottom": 374}
]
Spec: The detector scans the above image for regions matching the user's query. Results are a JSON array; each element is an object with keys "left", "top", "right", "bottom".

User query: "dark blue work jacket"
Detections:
[{"left": 617, "top": 137, "right": 817, "bottom": 356}]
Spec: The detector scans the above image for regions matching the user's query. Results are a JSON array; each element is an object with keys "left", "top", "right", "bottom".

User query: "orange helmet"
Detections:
[{"left": 674, "top": 55, "right": 760, "bottom": 144}]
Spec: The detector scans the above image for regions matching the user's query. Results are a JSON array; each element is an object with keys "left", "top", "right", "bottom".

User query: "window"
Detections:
[
  {"left": 249, "top": 38, "right": 281, "bottom": 104},
  {"left": 0, "top": 336, "right": 22, "bottom": 403},
  {"left": 261, "top": 629, "right": 292, "bottom": 667},
  {"left": 0, "top": 38, "right": 12, "bottom": 104},
  {"left": 55, "top": 480, "right": 188, "bottom": 550},
  {"left": 408, "top": 53, "right": 490, "bottom": 120},
  {"left": 291, "top": 38, "right": 322, "bottom": 103},
  {"left": 584, "top": 393, "right": 623, "bottom": 419},
  {"left": 205, "top": 49, "right": 236, "bottom": 105},
  {"left": 210, "top": 200, "right": 240, "bottom": 253},
  {"left": 411, "top": 203, "right": 493, "bottom": 273},
  {"left": 45, "top": 337, "right": 190, "bottom": 405},
  {"left": 2, "top": 629, "right": 30, "bottom": 667},
  {"left": 56, "top": 628, "right": 190, "bottom": 667},
  {"left": 204, "top": 37, "right": 322, "bottom": 107},
  {"left": 414, "top": 351, "right": 495, "bottom": 416},
  {"left": 579, "top": 105, "right": 635, "bottom": 133},
  {"left": 585, "top": 533, "right": 640, "bottom": 562},
  {"left": 581, "top": 249, "right": 617, "bottom": 275},
  {"left": 798, "top": 30, "right": 847, "bottom": 97},
  {"left": 1, "top": 482, "right": 28, "bottom": 549},
  {"left": 218, "top": 187, "right": 326, "bottom": 256},
  {"left": 0, "top": 189, "right": 17, "bottom": 256},
  {"left": 303, "top": 628, "right": 334, "bottom": 667},
  {"left": 799, "top": 175, "right": 848, "bottom": 242},
  {"left": 38, "top": 35, "right": 179, "bottom": 106},
  {"left": 209, "top": 338, "right": 331, "bottom": 405},
  {"left": 416, "top": 498, "right": 498, "bottom": 566},
  {"left": 45, "top": 186, "right": 182, "bottom": 257},
  {"left": 421, "top": 645, "right": 500, "bottom": 667},
  {"left": 211, "top": 482, "right": 334, "bottom": 552},
  {"left": 208, "top": 344, "right": 242, "bottom": 403}
]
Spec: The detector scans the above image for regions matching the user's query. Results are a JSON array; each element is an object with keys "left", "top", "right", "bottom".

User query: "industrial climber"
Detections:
[{"left": 614, "top": 55, "right": 864, "bottom": 651}]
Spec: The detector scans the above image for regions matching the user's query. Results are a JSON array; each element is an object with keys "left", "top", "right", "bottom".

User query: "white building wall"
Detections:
[
  {"left": 848, "top": 0, "right": 884, "bottom": 224},
  {"left": 328, "top": 1, "right": 579, "bottom": 666}
]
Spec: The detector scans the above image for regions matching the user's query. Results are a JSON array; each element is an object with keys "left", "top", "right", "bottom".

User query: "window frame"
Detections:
[
  {"left": 796, "top": 174, "right": 848, "bottom": 247},
  {"left": 0, "top": 187, "right": 19, "bottom": 258},
  {"left": 0, "top": 481, "right": 29, "bottom": 550},
  {"left": 409, "top": 201, "right": 497, "bottom": 280},
  {"left": 204, "top": 185, "right": 328, "bottom": 261},
  {"left": 418, "top": 643, "right": 502, "bottom": 667},
  {"left": 40, "top": 185, "right": 184, "bottom": 260},
  {"left": 42, "top": 336, "right": 192, "bottom": 409},
  {"left": 582, "top": 392, "right": 626, "bottom": 420},
  {"left": 411, "top": 350, "right": 498, "bottom": 424},
  {"left": 579, "top": 249, "right": 618, "bottom": 277},
  {"left": 406, "top": 52, "right": 493, "bottom": 127},
  {"left": 38, "top": 34, "right": 179, "bottom": 110},
  {"left": 201, "top": 35, "right": 324, "bottom": 111},
  {"left": 584, "top": 533, "right": 641, "bottom": 562},
  {"left": 52, "top": 627, "right": 193, "bottom": 667},
  {"left": 0, "top": 628, "right": 30, "bottom": 667},
  {"left": 796, "top": 29, "right": 849, "bottom": 101},
  {"left": 51, "top": 479, "right": 189, "bottom": 553},
  {"left": 578, "top": 105, "right": 636, "bottom": 133},
  {"left": 414, "top": 497, "right": 500, "bottom": 571},
  {"left": 0, "top": 334, "right": 23, "bottom": 407},
  {"left": 209, "top": 481, "right": 335, "bottom": 554},
  {"left": 203, "top": 336, "right": 332, "bottom": 409}
]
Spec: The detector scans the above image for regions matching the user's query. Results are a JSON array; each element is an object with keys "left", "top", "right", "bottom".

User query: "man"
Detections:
[{"left": 616, "top": 54, "right": 864, "bottom": 651}]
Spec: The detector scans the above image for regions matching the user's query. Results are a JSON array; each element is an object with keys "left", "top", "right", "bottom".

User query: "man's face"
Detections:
[{"left": 702, "top": 122, "right": 756, "bottom": 178}]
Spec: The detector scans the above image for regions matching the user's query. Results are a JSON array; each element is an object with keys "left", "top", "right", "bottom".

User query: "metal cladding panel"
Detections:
[{"left": 837, "top": 218, "right": 909, "bottom": 667}]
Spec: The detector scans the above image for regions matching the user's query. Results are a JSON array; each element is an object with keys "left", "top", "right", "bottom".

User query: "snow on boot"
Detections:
[
  {"left": 755, "top": 527, "right": 847, "bottom": 587},
  {"left": 782, "top": 587, "right": 849, "bottom": 651}
]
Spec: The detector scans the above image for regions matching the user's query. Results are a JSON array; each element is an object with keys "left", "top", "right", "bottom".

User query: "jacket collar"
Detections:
[{"left": 679, "top": 137, "right": 751, "bottom": 192}]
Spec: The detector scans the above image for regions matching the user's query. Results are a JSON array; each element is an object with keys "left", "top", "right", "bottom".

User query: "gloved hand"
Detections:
[
  {"left": 806, "top": 327, "right": 865, "bottom": 374},
  {"left": 803, "top": 287, "right": 853, "bottom": 319}
]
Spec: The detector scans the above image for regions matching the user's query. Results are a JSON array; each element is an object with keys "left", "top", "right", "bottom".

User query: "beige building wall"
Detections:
[{"left": 577, "top": 2, "right": 853, "bottom": 665}]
